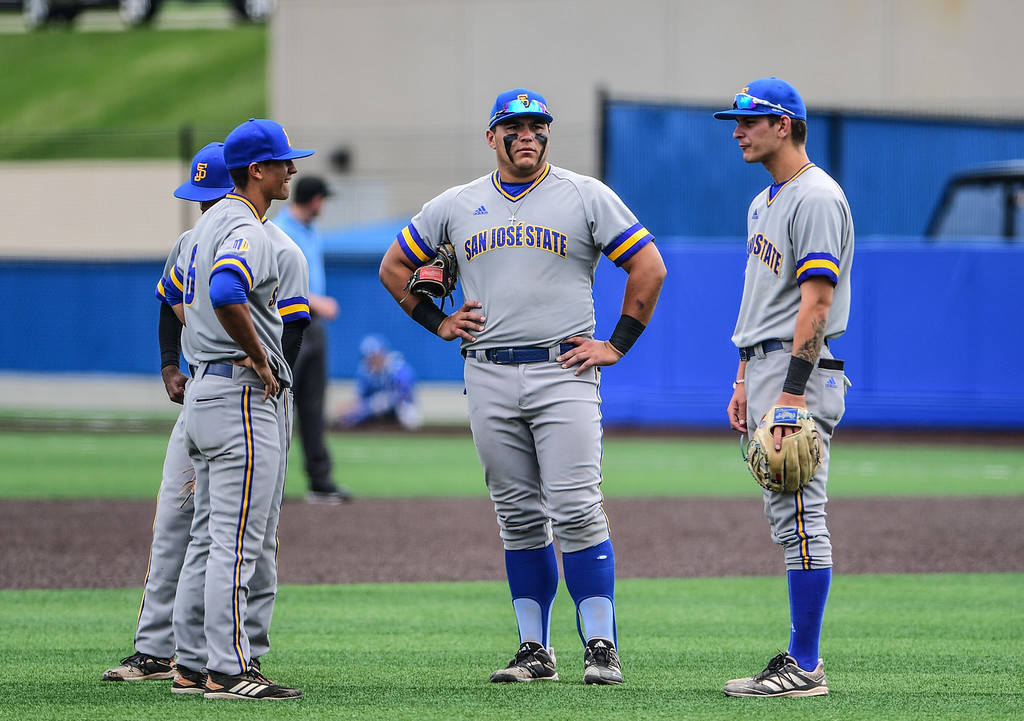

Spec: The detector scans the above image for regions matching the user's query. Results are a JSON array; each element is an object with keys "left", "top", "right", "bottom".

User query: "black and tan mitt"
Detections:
[
  {"left": 405, "top": 240, "right": 459, "bottom": 309},
  {"left": 746, "top": 405, "right": 822, "bottom": 493}
]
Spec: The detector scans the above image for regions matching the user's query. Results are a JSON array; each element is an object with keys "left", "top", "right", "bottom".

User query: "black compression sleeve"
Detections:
[
  {"left": 282, "top": 319, "right": 309, "bottom": 372},
  {"left": 158, "top": 302, "right": 183, "bottom": 369}
]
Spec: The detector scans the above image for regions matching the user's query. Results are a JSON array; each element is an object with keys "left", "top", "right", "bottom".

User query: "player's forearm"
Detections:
[
  {"left": 619, "top": 245, "right": 667, "bottom": 325},
  {"left": 791, "top": 277, "right": 834, "bottom": 364},
  {"left": 214, "top": 303, "right": 268, "bottom": 365},
  {"left": 379, "top": 242, "right": 420, "bottom": 311}
]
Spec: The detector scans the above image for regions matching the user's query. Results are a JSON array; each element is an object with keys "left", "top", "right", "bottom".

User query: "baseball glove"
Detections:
[
  {"left": 746, "top": 405, "right": 822, "bottom": 493},
  {"left": 404, "top": 240, "right": 458, "bottom": 309}
]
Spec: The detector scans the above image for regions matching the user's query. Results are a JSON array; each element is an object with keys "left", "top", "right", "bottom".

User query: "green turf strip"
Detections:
[
  {"left": 0, "top": 574, "right": 1020, "bottom": 720},
  {"left": 1, "top": 430, "right": 1021, "bottom": 499},
  {"left": 0, "top": 26, "right": 266, "bottom": 160}
]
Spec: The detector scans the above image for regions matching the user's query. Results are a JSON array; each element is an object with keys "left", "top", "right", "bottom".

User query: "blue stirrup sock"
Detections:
[
  {"left": 562, "top": 539, "right": 617, "bottom": 645},
  {"left": 788, "top": 567, "right": 832, "bottom": 671},
  {"left": 504, "top": 545, "right": 559, "bottom": 648}
]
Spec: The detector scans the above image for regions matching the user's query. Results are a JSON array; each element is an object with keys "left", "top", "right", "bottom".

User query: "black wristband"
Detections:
[
  {"left": 782, "top": 355, "right": 815, "bottom": 395},
  {"left": 411, "top": 299, "right": 448, "bottom": 335},
  {"left": 158, "top": 302, "right": 183, "bottom": 370},
  {"left": 608, "top": 314, "right": 646, "bottom": 355}
]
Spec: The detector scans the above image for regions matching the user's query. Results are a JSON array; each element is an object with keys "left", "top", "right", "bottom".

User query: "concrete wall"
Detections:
[
  {"left": 270, "top": 0, "right": 1024, "bottom": 223},
  {"left": 4, "top": 0, "right": 1020, "bottom": 260}
]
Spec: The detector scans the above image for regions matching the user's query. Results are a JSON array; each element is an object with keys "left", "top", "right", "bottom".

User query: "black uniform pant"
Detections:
[{"left": 291, "top": 317, "right": 335, "bottom": 492}]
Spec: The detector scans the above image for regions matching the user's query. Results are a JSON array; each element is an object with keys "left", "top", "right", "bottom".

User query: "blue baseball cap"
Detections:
[
  {"left": 223, "top": 118, "right": 315, "bottom": 170},
  {"left": 173, "top": 142, "right": 234, "bottom": 202},
  {"left": 488, "top": 88, "right": 554, "bottom": 129},
  {"left": 713, "top": 77, "right": 807, "bottom": 121}
]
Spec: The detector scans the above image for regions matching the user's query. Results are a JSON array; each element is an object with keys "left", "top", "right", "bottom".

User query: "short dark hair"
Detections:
[
  {"left": 229, "top": 165, "right": 250, "bottom": 188},
  {"left": 766, "top": 115, "right": 808, "bottom": 145}
]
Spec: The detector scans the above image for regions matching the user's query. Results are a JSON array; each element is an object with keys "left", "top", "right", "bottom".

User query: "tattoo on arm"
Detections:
[{"left": 795, "top": 316, "right": 827, "bottom": 363}]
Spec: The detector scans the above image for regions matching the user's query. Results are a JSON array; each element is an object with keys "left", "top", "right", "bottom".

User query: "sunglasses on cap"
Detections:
[
  {"left": 733, "top": 92, "right": 797, "bottom": 117},
  {"left": 489, "top": 98, "right": 551, "bottom": 126}
]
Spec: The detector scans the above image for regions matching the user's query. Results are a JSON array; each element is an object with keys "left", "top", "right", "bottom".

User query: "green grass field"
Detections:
[
  {"left": 1, "top": 574, "right": 1021, "bottom": 720},
  {"left": 2, "top": 429, "right": 1022, "bottom": 499},
  {"left": 0, "top": 25, "right": 266, "bottom": 159},
  {"left": 2, "top": 430, "right": 1022, "bottom": 718}
]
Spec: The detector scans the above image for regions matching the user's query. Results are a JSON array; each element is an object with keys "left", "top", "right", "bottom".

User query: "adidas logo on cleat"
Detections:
[{"left": 473, "top": 205, "right": 488, "bottom": 215}]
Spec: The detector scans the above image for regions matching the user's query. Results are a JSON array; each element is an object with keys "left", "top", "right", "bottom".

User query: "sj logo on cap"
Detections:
[
  {"left": 194, "top": 162, "right": 208, "bottom": 182},
  {"left": 517, "top": 94, "right": 529, "bottom": 107}
]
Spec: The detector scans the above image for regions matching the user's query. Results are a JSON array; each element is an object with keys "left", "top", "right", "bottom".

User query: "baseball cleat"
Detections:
[
  {"left": 171, "top": 664, "right": 208, "bottom": 694},
  {"left": 101, "top": 651, "right": 176, "bottom": 681},
  {"left": 204, "top": 668, "right": 303, "bottom": 700},
  {"left": 583, "top": 637, "right": 623, "bottom": 685},
  {"left": 489, "top": 641, "right": 559, "bottom": 682},
  {"left": 305, "top": 488, "right": 353, "bottom": 504},
  {"left": 723, "top": 652, "right": 828, "bottom": 697}
]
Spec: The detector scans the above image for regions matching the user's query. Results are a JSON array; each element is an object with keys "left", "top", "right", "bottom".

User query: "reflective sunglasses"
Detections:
[
  {"left": 733, "top": 92, "right": 796, "bottom": 116},
  {"left": 489, "top": 98, "right": 550, "bottom": 126}
]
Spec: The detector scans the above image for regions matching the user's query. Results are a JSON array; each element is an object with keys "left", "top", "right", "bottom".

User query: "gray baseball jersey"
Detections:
[
  {"left": 398, "top": 162, "right": 654, "bottom": 553},
  {"left": 156, "top": 230, "right": 197, "bottom": 365},
  {"left": 734, "top": 162, "right": 854, "bottom": 570},
  {"left": 732, "top": 163, "right": 853, "bottom": 348},
  {"left": 177, "top": 194, "right": 292, "bottom": 386},
  {"left": 399, "top": 163, "right": 653, "bottom": 350}
]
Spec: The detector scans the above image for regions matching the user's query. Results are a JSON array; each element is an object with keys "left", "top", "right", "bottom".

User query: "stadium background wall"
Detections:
[{"left": 3, "top": 242, "right": 1020, "bottom": 430}]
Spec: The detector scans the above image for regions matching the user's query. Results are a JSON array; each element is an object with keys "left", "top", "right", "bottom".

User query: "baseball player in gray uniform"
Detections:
[
  {"left": 714, "top": 77, "right": 853, "bottom": 697},
  {"left": 168, "top": 118, "right": 313, "bottom": 701},
  {"left": 102, "top": 142, "right": 235, "bottom": 683},
  {"left": 380, "top": 88, "right": 667, "bottom": 685}
]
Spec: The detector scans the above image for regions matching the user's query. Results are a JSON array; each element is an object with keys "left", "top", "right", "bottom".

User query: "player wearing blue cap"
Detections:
[
  {"left": 102, "top": 142, "right": 236, "bottom": 684},
  {"left": 166, "top": 119, "right": 314, "bottom": 700},
  {"left": 103, "top": 139, "right": 312, "bottom": 693},
  {"left": 380, "top": 88, "right": 667, "bottom": 684},
  {"left": 714, "top": 78, "right": 854, "bottom": 697}
]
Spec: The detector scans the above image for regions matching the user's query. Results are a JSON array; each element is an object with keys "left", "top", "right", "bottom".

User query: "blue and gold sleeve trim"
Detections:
[
  {"left": 156, "top": 266, "right": 185, "bottom": 305},
  {"left": 211, "top": 254, "right": 255, "bottom": 292},
  {"left": 603, "top": 223, "right": 654, "bottom": 266},
  {"left": 278, "top": 295, "right": 311, "bottom": 322},
  {"left": 796, "top": 252, "right": 840, "bottom": 285},
  {"left": 397, "top": 223, "right": 434, "bottom": 265}
]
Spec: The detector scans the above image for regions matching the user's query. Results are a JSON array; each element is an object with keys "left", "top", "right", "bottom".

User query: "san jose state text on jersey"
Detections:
[
  {"left": 465, "top": 223, "right": 568, "bottom": 261},
  {"left": 747, "top": 232, "right": 782, "bottom": 276}
]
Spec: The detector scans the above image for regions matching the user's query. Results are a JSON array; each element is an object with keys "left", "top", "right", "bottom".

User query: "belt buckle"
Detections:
[{"left": 489, "top": 348, "right": 514, "bottom": 364}]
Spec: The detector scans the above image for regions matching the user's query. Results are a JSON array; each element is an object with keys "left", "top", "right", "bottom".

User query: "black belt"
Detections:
[
  {"left": 188, "top": 362, "right": 234, "bottom": 379},
  {"left": 467, "top": 343, "right": 574, "bottom": 364}
]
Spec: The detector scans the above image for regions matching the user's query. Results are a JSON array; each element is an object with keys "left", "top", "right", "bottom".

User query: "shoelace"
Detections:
[
  {"left": 589, "top": 643, "right": 612, "bottom": 665},
  {"left": 754, "top": 652, "right": 791, "bottom": 680}
]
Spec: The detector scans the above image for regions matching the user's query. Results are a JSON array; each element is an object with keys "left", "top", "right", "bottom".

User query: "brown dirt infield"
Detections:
[{"left": 2, "top": 494, "right": 1022, "bottom": 590}]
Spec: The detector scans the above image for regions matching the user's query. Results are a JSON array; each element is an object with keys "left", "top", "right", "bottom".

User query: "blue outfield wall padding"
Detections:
[
  {"left": 2, "top": 240, "right": 1022, "bottom": 428},
  {"left": 604, "top": 101, "right": 1024, "bottom": 239}
]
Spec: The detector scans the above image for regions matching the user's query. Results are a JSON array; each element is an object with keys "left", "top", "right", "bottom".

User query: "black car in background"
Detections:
[
  {"left": 925, "top": 161, "right": 1024, "bottom": 243},
  {"left": 13, "top": 0, "right": 275, "bottom": 27}
]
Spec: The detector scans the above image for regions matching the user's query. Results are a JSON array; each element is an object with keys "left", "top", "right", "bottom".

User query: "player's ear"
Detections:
[{"left": 486, "top": 128, "right": 497, "bottom": 149}]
